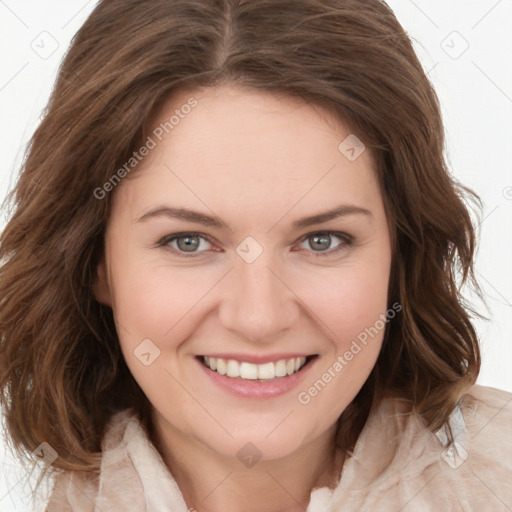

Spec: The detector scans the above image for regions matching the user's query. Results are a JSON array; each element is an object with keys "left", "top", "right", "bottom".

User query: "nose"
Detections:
[{"left": 218, "top": 250, "right": 300, "bottom": 344}]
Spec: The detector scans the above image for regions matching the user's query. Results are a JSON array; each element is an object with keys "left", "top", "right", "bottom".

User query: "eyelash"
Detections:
[{"left": 156, "top": 231, "right": 354, "bottom": 259}]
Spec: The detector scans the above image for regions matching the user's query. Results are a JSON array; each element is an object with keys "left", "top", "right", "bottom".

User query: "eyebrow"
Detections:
[{"left": 136, "top": 204, "right": 372, "bottom": 230}]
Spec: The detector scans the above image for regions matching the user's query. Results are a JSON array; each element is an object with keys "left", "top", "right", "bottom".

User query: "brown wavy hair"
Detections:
[{"left": 0, "top": 0, "right": 482, "bottom": 491}]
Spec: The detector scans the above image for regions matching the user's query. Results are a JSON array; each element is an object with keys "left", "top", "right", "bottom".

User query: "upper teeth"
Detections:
[{"left": 203, "top": 356, "right": 307, "bottom": 380}]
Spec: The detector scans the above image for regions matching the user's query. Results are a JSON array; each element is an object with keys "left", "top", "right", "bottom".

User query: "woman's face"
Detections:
[{"left": 95, "top": 85, "right": 392, "bottom": 462}]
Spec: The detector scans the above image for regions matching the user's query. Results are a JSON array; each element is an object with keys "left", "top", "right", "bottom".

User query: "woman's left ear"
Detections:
[{"left": 92, "top": 256, "right": 112, "bottom": 307}]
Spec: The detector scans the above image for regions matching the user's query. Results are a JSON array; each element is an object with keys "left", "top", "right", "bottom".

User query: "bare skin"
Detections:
[{"left": 94, "top": 84, "right": 392, "bottom": 511}]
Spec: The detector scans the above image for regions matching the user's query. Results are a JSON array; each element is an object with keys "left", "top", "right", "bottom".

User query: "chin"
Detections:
[{"left": 202, "top": 423, "right": 312, "bottom": 464}]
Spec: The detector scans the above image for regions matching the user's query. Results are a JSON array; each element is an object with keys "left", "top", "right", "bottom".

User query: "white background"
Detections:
[{"left": 1, "top": 1, "right": 511, "bottom": 510}]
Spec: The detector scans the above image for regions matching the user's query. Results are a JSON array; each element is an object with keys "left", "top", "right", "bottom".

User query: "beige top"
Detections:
[{"left": 41, "top": 384, "right": 512, "bottom": 511}]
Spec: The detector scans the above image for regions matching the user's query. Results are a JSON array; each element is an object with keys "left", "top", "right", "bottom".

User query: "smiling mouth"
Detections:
[{"left": 198, "top": 355, "right": 318, "bottom": 380}]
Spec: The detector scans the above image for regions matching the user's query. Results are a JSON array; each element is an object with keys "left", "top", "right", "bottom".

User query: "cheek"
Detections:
[
  {"left": 110, "top": 258, "right": 217, "bottom": 340},
  {"left": 293, "top": 263, "right": 391, "bottom": 422},
  {"left": 291, "top": 259, "right": 391, "bottom": 347},
  {"left": 108, "top": 261, "right": 212, "bottom": 416}
]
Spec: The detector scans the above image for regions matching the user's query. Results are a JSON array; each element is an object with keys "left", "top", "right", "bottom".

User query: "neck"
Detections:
[{"left": 149, "top": 414, "right": 345, "bottom": 512}]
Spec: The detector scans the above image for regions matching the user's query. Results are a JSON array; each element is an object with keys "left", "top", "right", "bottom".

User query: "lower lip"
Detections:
[{"left": 196, "top": 356, "right": 317, "bottom": 399}]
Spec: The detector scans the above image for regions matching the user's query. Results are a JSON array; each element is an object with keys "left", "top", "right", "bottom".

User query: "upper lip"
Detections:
[{"left": 199, "top": 353, "right": 316, "bottom": 364}]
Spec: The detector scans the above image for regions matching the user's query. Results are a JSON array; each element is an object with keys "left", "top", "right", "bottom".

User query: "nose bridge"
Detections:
[{"left": 218, "top": 247, "right": 297, "bottom": 343}]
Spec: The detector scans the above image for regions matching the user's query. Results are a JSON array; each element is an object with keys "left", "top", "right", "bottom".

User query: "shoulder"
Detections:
[
  {"left": 321, "top": 384, "right": 512, "bottom": 512},
  {"left": 433, "top": 384, "right": 512, "bottom": 510},
  {"left": 456, "top": 384, "right": 512, "bottom": 475},
  {"left": 44, "top": 408, "right": 189, "bottom": 511},
  {"left": 462, "top": 383, "right": 512, "bottom": 424},
  {"left": 43, "top": 409, "right": 143, "bottom": 511}
]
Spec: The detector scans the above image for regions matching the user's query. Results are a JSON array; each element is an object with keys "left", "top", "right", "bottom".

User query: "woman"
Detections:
[{"left": 1, "top": 0, "right": 511, "bottom": 510}]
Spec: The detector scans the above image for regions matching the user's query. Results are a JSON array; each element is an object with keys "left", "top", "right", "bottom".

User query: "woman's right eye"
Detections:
[{"left": 157, "top": 232, "right": 215, "bottom": 257}]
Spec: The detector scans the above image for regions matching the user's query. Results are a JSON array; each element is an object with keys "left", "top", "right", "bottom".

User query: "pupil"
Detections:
[
  {"left": 178, "top": 235, "right": 199, "bottom": 252},
  {"left": 311, "top": 233, "right": 330, "bottom": 251}
]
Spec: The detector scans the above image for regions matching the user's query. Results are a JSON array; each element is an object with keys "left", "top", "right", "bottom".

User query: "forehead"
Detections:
[
  {"left": 114, "top": 84, "right": 381, "bottom": 226},
  {"left": 147, "top": 84, "right": 369, "bottom": 163}
]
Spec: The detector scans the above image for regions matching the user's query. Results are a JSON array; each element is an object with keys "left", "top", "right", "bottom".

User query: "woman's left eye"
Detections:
[
  {"left": 296, "top": 231, "right": 354, "bottom": 257},
  {"left": 157, "top": 231, "right": 353, "bottom": 258}
]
